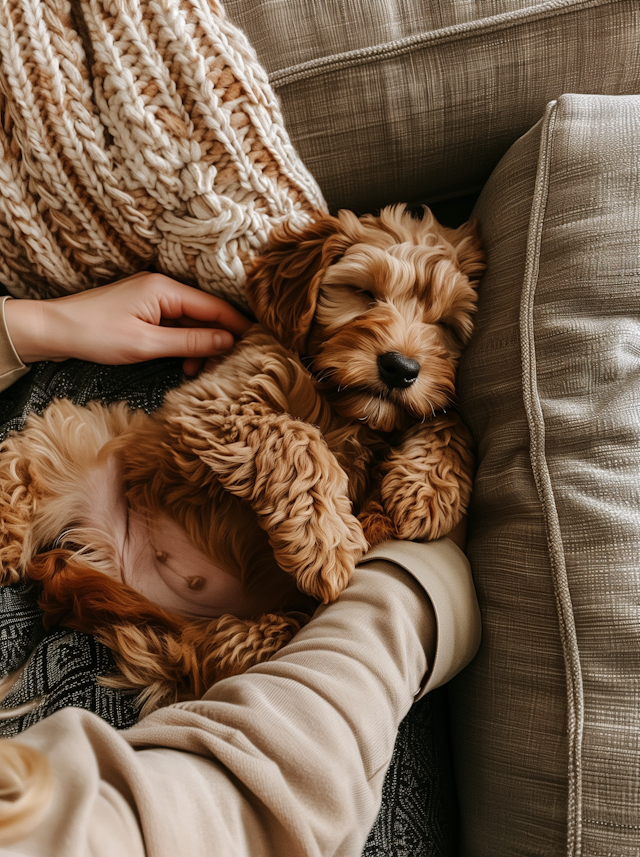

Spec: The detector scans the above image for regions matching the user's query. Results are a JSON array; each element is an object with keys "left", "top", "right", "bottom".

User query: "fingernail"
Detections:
[{"left": 213, "top": 332, "right": 233, "bottom": 350}]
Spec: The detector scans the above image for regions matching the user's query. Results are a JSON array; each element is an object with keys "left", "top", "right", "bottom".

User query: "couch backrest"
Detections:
[{"left": 226, "top": 0, "right": 640, "bottom": 213}]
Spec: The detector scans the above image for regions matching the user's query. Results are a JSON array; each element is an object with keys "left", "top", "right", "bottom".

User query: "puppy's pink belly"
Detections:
[
  {"left": 80, "top": 460, "right": 250, "bottom": 619},
  {"left": 123, "top": 510, "right": 250, "bottom": 619}
]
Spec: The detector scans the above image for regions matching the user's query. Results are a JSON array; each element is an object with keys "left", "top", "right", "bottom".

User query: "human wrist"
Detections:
[{"left": 3, "top": 298, "right": 69, "bottom": 364}]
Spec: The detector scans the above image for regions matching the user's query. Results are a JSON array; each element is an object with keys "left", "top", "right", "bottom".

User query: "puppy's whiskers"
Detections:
[
  {"left": 359, "top": 398, "right": 375, "bottom": 423},
  {"left": 301, "top": 354, "right": 319, "bottom": 371},
  {"left": 314, "top": 366, "right": 352, "bottom": 393},
  {"left": 315, "top": 369, "right": 336, "bottom": 385}
]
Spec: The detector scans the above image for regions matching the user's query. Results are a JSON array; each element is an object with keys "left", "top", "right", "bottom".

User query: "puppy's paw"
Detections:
[
  {"left": 359, "top": 491, "right": 460, "bottom": 544},
  {"left": 390, "top": 497, "right": 460, "bottom": 542},
  {"left": 379, "top": 414, "right": 474, "bottom": 542},
  {"left": 298, "top": 547, "right": 353, "bottom": 603},
  {"left": 292, "top": 519, "right": 367, "bottom": 603}
]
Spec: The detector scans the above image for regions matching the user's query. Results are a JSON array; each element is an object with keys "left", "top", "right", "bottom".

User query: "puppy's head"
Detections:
[{"left": 247, "top": 204, "right": 485, "bottom": 432}]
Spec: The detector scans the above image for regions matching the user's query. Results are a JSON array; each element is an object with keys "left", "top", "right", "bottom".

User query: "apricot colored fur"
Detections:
[
  {"left": 0, "top": 400, "right": 308, "bottom": 714},
  {"left": 244, "top": 204, "right": 484, "bottom": 544}
]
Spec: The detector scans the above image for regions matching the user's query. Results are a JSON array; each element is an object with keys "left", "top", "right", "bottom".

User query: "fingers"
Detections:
[
  {"left": 110, "top": 275, "right": 252, "bottom": 368},
  {"left": 153, "top": 277, "right": 252, "bottom": 337},
  {"left": 140, "top": 324, "right": 236, "bottom": 362},
  {"left": 6, "top": 272, "right": 253, "bottom": 367}
]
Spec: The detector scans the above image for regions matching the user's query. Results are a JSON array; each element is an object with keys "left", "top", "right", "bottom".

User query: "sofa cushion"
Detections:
[
  {"left": 225, "top": 0, "right": 640, "bottom": 213},
  {"left": 451, "top": 93, "right": 640, "bottom": 855}
]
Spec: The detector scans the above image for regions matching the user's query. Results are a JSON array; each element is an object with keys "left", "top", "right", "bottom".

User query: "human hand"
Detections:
[{"left": 4, "top": 273, "right": 252, "bottom": 376}]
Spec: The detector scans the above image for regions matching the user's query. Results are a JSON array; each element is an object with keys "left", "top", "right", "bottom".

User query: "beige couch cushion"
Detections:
[
  {"left": 451, "top": 93, "right": 640, "bottom": 855},
  {"left": 224, "top": 0, "right": 640, "bottom": 213}
]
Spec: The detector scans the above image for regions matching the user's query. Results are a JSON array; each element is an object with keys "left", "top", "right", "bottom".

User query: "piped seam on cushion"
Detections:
[
  {"left": 269, "top": 0, "right": 622, "bottom": 87},
  {"left": 519, "top": 98, "right": 584, "bottom": 857}
]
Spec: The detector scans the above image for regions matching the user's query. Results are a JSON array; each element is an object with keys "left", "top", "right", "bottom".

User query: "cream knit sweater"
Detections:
[{"left": 0, "top": 0, "right": 325, "bottom": 310}]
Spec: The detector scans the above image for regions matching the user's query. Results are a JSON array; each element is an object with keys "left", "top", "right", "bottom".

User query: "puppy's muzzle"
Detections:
[{"left": 377, "top": 352, "right": 420, "bottom": 389}]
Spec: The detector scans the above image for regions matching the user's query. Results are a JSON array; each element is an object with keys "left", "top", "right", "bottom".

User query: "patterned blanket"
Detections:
[{"left": 0, "top": 358, "right": 457, "bottom": 856}]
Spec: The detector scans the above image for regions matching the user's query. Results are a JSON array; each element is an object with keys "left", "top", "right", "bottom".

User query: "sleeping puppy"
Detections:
[
  {"left": 199, "top": 202, "right": 485, "bottom": 581},
  {"left": 0, "top": 204, "right": 484, "bottom": 713}
]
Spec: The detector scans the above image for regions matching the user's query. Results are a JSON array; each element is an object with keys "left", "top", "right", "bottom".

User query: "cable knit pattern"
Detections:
[{"left": 0, "top": 0, "right": 326, "bottom": 309}]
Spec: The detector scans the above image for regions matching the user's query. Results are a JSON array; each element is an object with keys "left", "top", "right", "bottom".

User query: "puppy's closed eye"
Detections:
[{"left": 315, "top": 284, "right": 372, "bottom": 332}]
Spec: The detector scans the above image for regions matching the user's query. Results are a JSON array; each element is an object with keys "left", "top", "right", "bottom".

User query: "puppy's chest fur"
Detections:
[{"left": 166, "top": 326, "right": 395, "bottom": 511}]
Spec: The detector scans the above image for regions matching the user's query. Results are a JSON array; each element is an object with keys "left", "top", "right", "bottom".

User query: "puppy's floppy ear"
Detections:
[
  {"left": 27, "top": 549, "right": 183, "bottom": 634},
  {"left": 445, "top": 219, "right": 486, "bottom": 283},
  {"left": 246, "top": 213, "right": 350, "bottom": 353}
]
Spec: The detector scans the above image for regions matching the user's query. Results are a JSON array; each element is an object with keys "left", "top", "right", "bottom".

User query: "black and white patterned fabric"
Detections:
[{"left": 0, "top": 357, "right": 457, "bottom": 855}]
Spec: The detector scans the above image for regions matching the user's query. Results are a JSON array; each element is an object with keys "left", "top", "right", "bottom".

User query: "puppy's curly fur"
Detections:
[
  {"left": 244, "top": 204, "right": 485, "bottom": 546},
  {"left": 0, "top": 204, "right": 484, "bottom": 715}
]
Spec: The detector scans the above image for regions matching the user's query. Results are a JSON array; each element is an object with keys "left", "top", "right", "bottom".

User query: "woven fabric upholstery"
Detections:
[
  {"left": 225, "top": 0, "right": 640, "bottom": 213},
  {"left": 0, "top": 0, "right": 325, "bottom": 310},
  {"left": 451, "top": 94, "right": 640, "bottom": 856}
]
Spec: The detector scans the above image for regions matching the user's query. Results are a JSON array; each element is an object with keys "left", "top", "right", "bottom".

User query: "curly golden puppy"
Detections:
[
  {"left": 161, "top": 205, "right": 485, "bottom": 601},
  {"left": 0, "top": 204, "right": 483, "bottom": 713},
  {"left": 211, "top": 202, "right": 484, "bottom": 557}
]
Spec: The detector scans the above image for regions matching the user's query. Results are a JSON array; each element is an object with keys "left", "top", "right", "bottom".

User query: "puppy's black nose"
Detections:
[{"left": 377, "top": 352, "right": 420, "bottom": 389}]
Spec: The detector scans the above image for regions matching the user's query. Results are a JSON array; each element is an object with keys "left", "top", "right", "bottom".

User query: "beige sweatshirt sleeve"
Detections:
[
  {"left": 6, "top": 539, "right": 480, "bottom": 857},
  {"left": 0, "top": 296, "right": 30, "bottom": 392}
]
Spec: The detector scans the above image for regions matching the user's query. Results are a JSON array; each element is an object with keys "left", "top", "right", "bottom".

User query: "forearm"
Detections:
[{"left": 4, "top": 541, "right": 479, "bottom": 857}]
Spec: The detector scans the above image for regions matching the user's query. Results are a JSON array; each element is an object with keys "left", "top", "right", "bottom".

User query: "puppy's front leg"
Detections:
[
  {"left": 167, "top": 398, "right": 368, "bottom": 603},
  {"left": 366, "top": 413, "right": 474, "bottom": 543}
]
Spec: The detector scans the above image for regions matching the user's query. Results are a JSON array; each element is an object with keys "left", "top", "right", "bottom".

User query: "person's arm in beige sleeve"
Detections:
[{"left": 0, "top": 540, "right": 480, "bottom": 857}]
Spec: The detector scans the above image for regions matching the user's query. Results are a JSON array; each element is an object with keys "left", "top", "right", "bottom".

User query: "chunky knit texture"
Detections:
[{"left": 0, "top": 0, "right": 326, "bottom": 309}]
